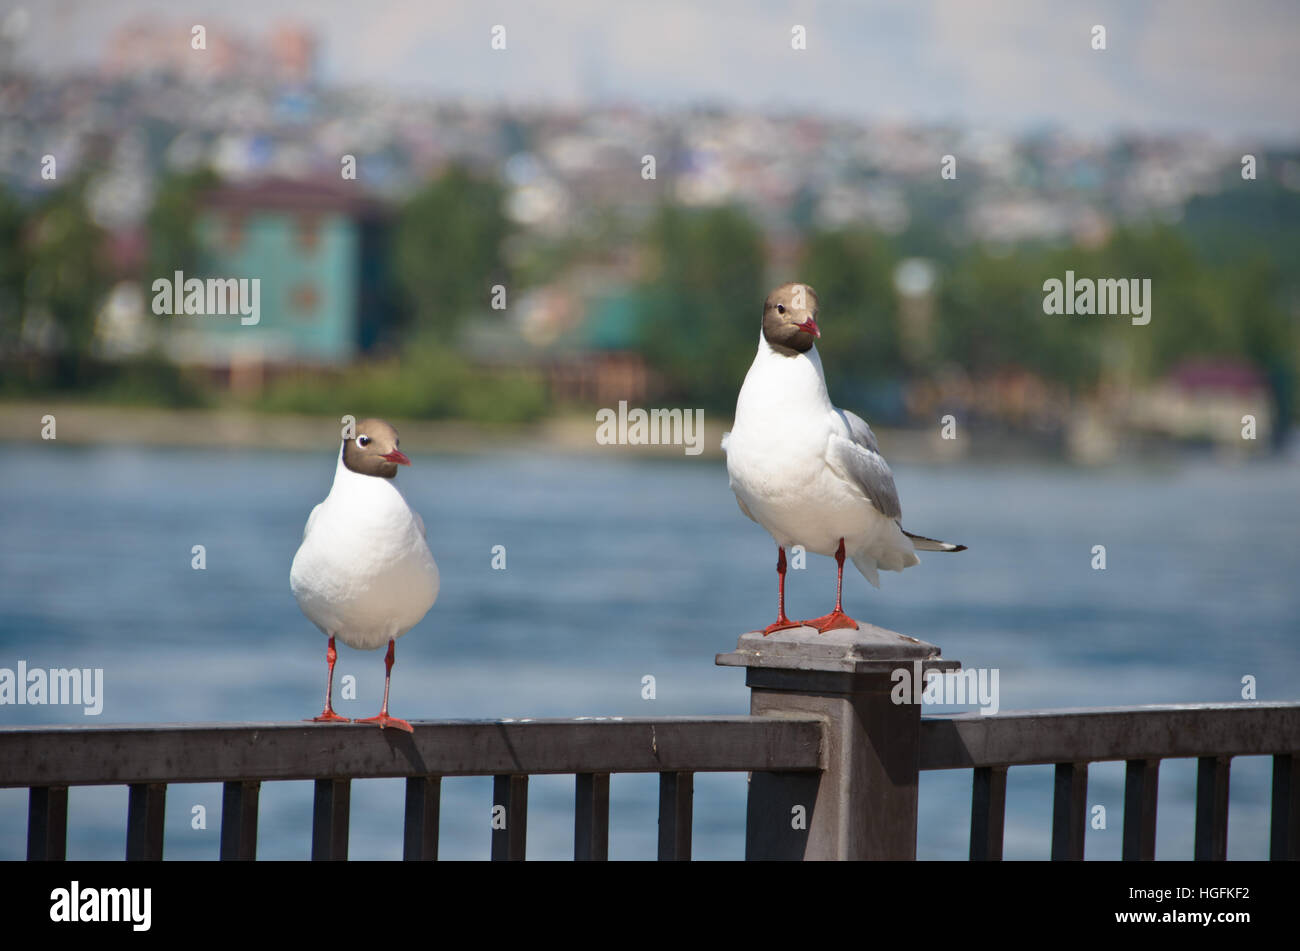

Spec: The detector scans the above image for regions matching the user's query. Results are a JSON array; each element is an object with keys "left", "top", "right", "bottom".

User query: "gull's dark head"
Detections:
[
  {"left": 762, "top": 282, "right": 820, "bottom": 355},
  {"left": 342, "top": 418, "right": 410, "bottom": 479}
]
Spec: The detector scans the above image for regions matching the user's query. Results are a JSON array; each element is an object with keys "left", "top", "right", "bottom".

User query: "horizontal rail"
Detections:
[
  {"left": 919, "top": 702, "right": 1300, "bottom": 770},
  {"left": 0, "top": 716, "right": 824, "bottom": 788}
]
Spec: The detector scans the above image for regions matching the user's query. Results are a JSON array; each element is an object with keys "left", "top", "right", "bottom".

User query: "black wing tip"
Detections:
[{"left": 903, "top": 528, "right": 968, "bottom": 552}]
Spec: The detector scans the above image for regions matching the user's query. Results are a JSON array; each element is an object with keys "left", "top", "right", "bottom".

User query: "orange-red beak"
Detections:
[
  {"left": 798, "top": 317, "right": 820, "bottom": 338},
  {"left": 382, "top": 449, "right": 411, "bottom": 466}
]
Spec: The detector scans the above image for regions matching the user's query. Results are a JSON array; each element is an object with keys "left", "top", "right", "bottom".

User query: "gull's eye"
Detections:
[
  {"left": 777, "top": 304, "right": 786, "bottom": 314},
  {"left": 357, "top": 435, "right": 371, "bottom": 448}
]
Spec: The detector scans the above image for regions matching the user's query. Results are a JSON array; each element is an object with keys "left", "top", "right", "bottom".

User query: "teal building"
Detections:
[{"left": 167, "top": 179, "right": 392, "bottom": 368}]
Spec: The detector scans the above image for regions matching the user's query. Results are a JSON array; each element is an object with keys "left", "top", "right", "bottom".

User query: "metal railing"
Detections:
[
  {"left": 919, "top": 703, "right": 1300, "bottom": 861},
  {"left": 3, "top": 629, "right": 1298, "bottom": 861},
  {"left": 4, "top": 716, "right": 823, "bottom": 860}
]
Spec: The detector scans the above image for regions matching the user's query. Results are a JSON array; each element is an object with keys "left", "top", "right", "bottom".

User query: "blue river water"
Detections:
[{"left": 0, "top": 441, "right": 1296, "bottom": 860}]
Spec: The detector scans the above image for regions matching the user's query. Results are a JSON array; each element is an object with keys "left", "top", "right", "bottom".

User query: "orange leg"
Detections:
[
  {"left": 762, "top": 547, "right": 805, "bottom": 635},
  {"left": 355, "top": 639, "right": 413, "bottom": 733},
  {"left": 310, "top": 636, "right": 350, "bottom": 723},
  {"left": 805, "top": 538, "right": 860, "bottom": 633}
]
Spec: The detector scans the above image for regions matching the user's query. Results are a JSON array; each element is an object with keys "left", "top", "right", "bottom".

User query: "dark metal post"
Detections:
[
  {"left": 403, "top": 776, "right": 441, "bottom": 861},
  {"left": 970, "top": 766, "right": 1008, "bottom": 861},
  {"left": 311, "top": 778, "right": 350, "bottom": 861},
  {"left": 126, "top": 783, "right": 166, "bottom": 861},
  {"left": 718, "top": 623, "right": 958, "bottom": 860},
  {"left": 1272, "top": 754, "right": 1300, "bottom": 861},
  {"left": 1195, "top": 755, "right": 1231, "bottom": 861},
  {"left": 27, "top": 786, "right": 68, "bottom": 861},
  {"left": 657, "top": 772, "right": 693, "bottom": 860},
  {"left": 574, "top": 773, "right": 610, "bottom": 861},
  {"left": 1122, "top": 759, "right": 1160, "bottom": 861},
  {"left": 220, "top": 780, "right": 260, "bottom": 860},
  {"left": 1051, "top": 762, "right": 1088, "bottom": 860},
  {"left": 491, "top": 774, "right": 528, "bottom": 860}
]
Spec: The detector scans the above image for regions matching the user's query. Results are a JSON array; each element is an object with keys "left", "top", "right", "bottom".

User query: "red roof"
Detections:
[
  {"left": 1168, "top": 359, "right": 1266, "bottom": 394},
  {"left": 201, "top": 177, "right": 386, "bottom": 218}
]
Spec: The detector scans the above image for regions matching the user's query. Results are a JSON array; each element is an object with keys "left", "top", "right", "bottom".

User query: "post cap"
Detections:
[{"left": 716, "top": 622, "right": 959, "bottom": 675}]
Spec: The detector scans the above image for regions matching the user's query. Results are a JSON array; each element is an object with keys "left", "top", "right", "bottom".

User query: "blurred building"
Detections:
[
  {"left": 103, "top": 20, "right": 318, "bottom": 84},
  {"left": 1127, "top": 359, "right": 1273, "bottom": 447},
  {"left": 460, "top": 279, "right": 650, "bottom": 405},
  {"left": 164, "top": 178, "right": 395, "bottom": 380}
]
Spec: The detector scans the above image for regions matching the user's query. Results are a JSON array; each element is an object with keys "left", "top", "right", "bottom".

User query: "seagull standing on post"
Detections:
[
  {"left": 290, "top": 418, "right": 439, "bottom": 732},
  {"left": 722, "top": 283, "right": 965, "bottom": 635}
]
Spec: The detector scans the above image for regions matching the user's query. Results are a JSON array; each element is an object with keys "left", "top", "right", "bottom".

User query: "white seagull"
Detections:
[
  {"left": 722, "top": 282, "right": 965, "bottom": 635},
  {"left": 290, "top": 418, "right": 439, "bottom": 732}
]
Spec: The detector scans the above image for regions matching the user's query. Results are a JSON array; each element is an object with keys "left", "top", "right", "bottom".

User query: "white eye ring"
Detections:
[{"left": 357, "top": 435, "right": 371, "bottom": 447}]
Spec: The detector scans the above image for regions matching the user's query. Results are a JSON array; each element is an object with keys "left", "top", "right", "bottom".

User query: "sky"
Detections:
[{"left": 4, "top": 0, "right": 1299, "bottom": 142}]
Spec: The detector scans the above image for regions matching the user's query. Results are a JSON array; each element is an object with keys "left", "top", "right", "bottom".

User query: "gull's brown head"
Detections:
[
  {"left": 762, "top": 282, "right": 821, "bottom": 355},
  {"left": 342, "top": 418, "right": 410, "bottom": 479}
]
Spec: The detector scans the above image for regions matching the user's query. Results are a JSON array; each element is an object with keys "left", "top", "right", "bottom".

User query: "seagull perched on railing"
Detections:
[
  {"left": 290, "top": 418, "right": 439, "bottom": 732},
  {"left": 722, "top": 282, "right": 965, "bottom": 635}
]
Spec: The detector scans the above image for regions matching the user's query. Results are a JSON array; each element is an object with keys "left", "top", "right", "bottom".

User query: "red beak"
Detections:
[
  {"left": 798, "top": 317, "right": 820, "bottom": 338},
  {"left": 382, "top": 449, "right": 411, "bottom": 466}
]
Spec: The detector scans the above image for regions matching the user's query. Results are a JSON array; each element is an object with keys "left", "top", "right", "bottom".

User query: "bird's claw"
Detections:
[
  {"left": 355, "top": 713, "right": 414, "bottom": 734},
  {"left": 804, "top": 610, "right": 860, "bottom": 633}
]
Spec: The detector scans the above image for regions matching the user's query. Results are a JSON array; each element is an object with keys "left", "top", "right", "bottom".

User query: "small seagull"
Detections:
[
  {"left": 290, "top": 418, "right": 439, "bottom": 732},
  {"left": 722, "top": 282, "right": 965, "bottom": 635}
]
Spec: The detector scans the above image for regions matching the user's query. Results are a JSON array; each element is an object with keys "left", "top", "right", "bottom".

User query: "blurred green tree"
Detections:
[
  {"left": 636, "top": 202, "right": 766, "bottom": 410},
  {"left": 25, "top": 179, "right": 110, "bottom": 384},
  {"left": 146, "top": 167, "right": 219, "bottom": 278},
  {"left": 799, "top": 228, "right": 899, "bottom": 382},
  {"left": 0, "top": 186, "right": 27, "bottom": 354},
  {"left": 392, "top": 165, "right": 510, "bottom": 339}
]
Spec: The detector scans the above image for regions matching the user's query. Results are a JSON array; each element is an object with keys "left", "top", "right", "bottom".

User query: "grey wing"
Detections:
[{"left": 825, "top": 408, "right": 903, "bottom": 520}]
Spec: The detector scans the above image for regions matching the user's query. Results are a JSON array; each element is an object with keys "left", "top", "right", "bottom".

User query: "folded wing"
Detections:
[{"left": 825, "top": 408, "right": 902, "bottom": 520}]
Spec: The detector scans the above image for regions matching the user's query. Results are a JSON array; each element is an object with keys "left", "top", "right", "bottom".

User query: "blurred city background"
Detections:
[
  {"left": 1, "top": 2, "right": 1298, "bottom": 860},
  {"left": 1, "top": 3, "right": 1297, "bottom": 459}
]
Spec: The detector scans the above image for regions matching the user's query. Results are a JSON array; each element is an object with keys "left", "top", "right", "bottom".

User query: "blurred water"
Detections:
[{"left": 0, "top": 443, "right": 1296, "bottom": 860}]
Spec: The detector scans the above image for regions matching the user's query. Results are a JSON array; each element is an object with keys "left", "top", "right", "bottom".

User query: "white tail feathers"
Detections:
[{"left": 851, "top": 553, "right": 882, "bottom": 588}]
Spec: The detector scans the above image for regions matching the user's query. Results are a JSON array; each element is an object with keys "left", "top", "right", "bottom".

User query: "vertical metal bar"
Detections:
[
  {"left": 491, "top": 774, "right": 528, "bottom": 861},
  {"left": 658, "top": 771, "right": 693, "bottom": 861},
  {"left": 1050, "top": 762, "right": 1087, "bottom": 861},
  {"left": 220, "top": 780, "right": 260, "bottom": 861},
  {"left": 1122, "top": 759, "right": 1160, "bottom": 861},
  {"left": 312, "top": 778, "right": 350, "bottom": 861},
  {"left": 1195, "top": 756, "right": 1231, "bottom": 861},
  {"left": 1271, "top": 754, "right": 1299, "bottom": 861},
  {"left": 27, "top": 786, "right": 68, "bottom": 861},
  {"left": 969, "top": 766, "right": 1007, "bottom": 861},
  {"left": 574, "top": 773, "right": 610, "bottom": 861},
  {"left": 403, "top": 776, "right": 441, "bottom": 861},
  {"left": 126, "top": 783, "right": 166, "bottom": 861}
]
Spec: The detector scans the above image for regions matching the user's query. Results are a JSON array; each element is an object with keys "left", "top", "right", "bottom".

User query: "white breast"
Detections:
[
  {"left": 290, "top": 453, "right": 440, "bottom": 651},
  {"left": 724, "top": 337, "right": 916, "bottom": 575}
]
